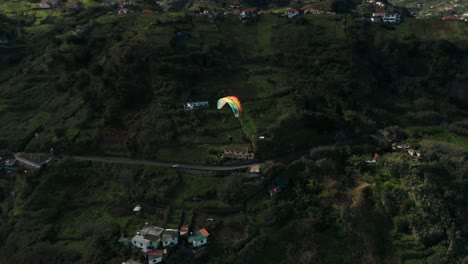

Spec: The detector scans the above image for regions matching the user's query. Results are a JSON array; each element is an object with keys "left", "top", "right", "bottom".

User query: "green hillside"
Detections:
[{"left": 0, "top": 1, "right": 467, "bottom": 263}]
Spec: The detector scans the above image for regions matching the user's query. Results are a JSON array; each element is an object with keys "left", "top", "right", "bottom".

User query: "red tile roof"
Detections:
[
  {"left": 442, "top": 16, "right": 462, "bottom": 21},
  {"left": 287, "top": 8, "right": 297, "bottom": 13},
  {"left": 199, "top": 228, "right": 210, "bottom": 237},
  {"left": 180, "top": 226, "right": 188, "bottom": 232},
  {"left": 147, "top": 249, "right": 166, "bottom": 255}
]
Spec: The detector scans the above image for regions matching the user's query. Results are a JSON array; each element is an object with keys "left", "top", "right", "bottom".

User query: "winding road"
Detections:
[{"left": 72, "top": 155, "right": 261, "bottom": 171}]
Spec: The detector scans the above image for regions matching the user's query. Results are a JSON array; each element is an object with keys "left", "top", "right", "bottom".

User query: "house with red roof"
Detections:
[
  {"left": 188, "top": 228, "right": 210, "bottom": 248},
  {"left": 442, "top": 16, "right": 463, "bottom": 21},
  {"left": 284, "top": 7, "right": 299, "bottom": 19}
]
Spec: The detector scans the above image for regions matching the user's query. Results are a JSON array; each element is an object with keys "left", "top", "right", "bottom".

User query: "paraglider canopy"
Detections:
[{"left": 217, "top": 96, "right": 242, "bottom": 118}]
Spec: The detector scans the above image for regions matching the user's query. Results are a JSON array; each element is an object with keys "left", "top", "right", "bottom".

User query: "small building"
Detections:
[
  {"left": 247, "top": 164, "right": 262, "bottom": 178},
  {"left": 161, "top": 229, "right": 179, "bottom": 247},
  {"left": 132, "top": 226, "right": 164, "bottom": 251},
  {"left": 180, "top": 226, "right": 189, "bottom": 236},
  {"left": 188, "top": 228, "right": 209, "bottom": 248},
  {"left": 133, "top": 205, "right": 142, "bottom": 214},
  {"left": 408, "top": 149, "right": 423, "bottom": 158},
  {"left": 184, "top": 101, "right": 209, "bottom": 111},
  {"left": 284, "top": 7, "right": 299, "bottom": 19},
  {"left": 240, "top": 8, "right": 257, "bottom": 19},
  {"left": 131, "top": 235, "right": 152, "bottom": 252},
  {"left": 118, "top": 8, "right": 129, "bottom": 14},
  {"left": 146, "top": 249, "right": 166, "bottom": 264},
  {"left": 4, "top": 159, "right": 16, "bottom": 167},
  {"left": 120, "top": 0, "right": 135, "bottom": 7},
  {"left": 269, "top": 185, "right": 282, "bottom": 196},
  {"left": 371, "top": 13, "right": 401, "bottom": 23},
  {"left": 14, "top": 152, "right": 53, "bottom": 169},
  {"left": 39, "top": 0, "right": 60, "bottom": 9},
  {"left": 103, "top": 0, "right": 117, "bottom": 7},
  {"left": 442, "top": 16, "right": 463, "bottom": 21},
  {"left": 392, "top": 142, "right": 409, "bottom": 151},
  {"left": 223, "top": 146, "right": 254, "bottom": 160}
]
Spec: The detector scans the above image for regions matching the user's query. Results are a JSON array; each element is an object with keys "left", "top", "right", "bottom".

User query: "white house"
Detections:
[
  {"left": 371, "top": 13, "right": 401, "bottom": 23},
  {"left": 131, "top": 235, "right": 152, "bottom": 252},
  {"left": 188, "top": 228, "right": 210, "bottom": 248},
  {"left": 376, "top": 1, "right": 385, "bottom": 7},
  {"left": 14, "top": 152, "right": 53, "bottom": 169},
  {"left": 284, "top": 7, "right": 299, "bottom": 19},
  {"left": 184, "top": 101, "right": 209, "bottom": 111},
  {"left": 132, "top": 226, "right": 165, "bottom": 252},
  {"left": 161, "top": 229, "right": 179, "bottom": 247}
]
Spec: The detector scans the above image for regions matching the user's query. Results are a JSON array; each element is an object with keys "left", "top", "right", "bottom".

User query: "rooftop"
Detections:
[
  {"left": 140, "top": 226, "right": 164, "bottom": 237},
  {"left": 224, "top": 146, "right": 249, "bottom": 153},
  {"left": 15, "top": 153, "right": 51, "bottom": 166},
  {"left": 162, "top": 229, "right": 179, "bottom": 240}
]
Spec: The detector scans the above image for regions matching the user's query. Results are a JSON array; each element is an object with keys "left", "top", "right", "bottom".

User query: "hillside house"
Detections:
[
  {"left": 161, "top": 229, "right": 179, "bottom": 247},
  {"left": 408, "top": 149, "right": 423, "bottom": 158},
  {"left": 103, "top": 0, "right": 117, "bottom": 7},
  {"left": 284, "top": 8, "right": 299, "bottom": 19},
  {"left": 184, "top": 101, "right": 209, "bottom": 111},
  {"left": 303, "top": 8, "right": 322, "bottom": 14},
  {"left": 442, "top": 16, "right": 463, "bottom": 21},
  {"left": 133, "top": 204, "right": 142, "bottom": 215},
  {"left": 146, "top": 249, "right": 166, "bottom": 264},
  {"left": 180, "top": 226, "right": 188, "bottom": 236},
  {"left": 269, "top": 185, "right": 282, "bottom": 196},
  {"left": 4, "top": 159, "right": 16, "bottom": 167},
  {"left": 188, "top": 228, "right": 210, "bottom": 248},
  {"left": 120, "top": 0, "right": 135, "bottom": 7},
  {"left": 223, "top": 146, "right": 254, "bottom": 160},
  {"left": 371, "top": 13, "right": 401, "bottom": 23},
  {"left": 118, "top": 8, "right": 130, "bottom": 14},
  {"left": 14, "top": 152, "right": 53, "bottom": 169},
  {"left": 132, "top": 235, "right": 152, "bottom": 252},
  {"left": 132, "top": 226, "right": 164, "bottom": 251},
  {"left": 39, "top": 0, "right": 60, "bottom": 9},
  {"left": 392, "top": 142, "right": 409, "bottom": 151},
  {"left": 240, "top": 8, "right": 257, "bottom": 19},
  {"left": 247, "top": 164, "right": 262, "bottom": 178}
]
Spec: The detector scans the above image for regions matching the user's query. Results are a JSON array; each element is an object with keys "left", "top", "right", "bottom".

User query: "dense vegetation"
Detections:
[{"left": 0, "top": 1, "right": 467, "bottom": 263}]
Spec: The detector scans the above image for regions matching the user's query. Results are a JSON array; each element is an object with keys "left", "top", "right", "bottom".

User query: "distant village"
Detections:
[{"left": 28, "top": 0, "right": 467, "bottom": 26}]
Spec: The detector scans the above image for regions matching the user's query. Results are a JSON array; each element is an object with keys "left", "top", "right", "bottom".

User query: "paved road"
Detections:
[{"left": 72, "top": 156, "right": 260, "bottom": 171}]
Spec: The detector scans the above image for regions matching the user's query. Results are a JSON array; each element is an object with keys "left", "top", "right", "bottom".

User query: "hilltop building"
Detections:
[
  {"left": 132, "top": 226, "right": 164, "bottom": 252},
  {"left": 14, "top": 152, "right": 53, "bottom": 169}
]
